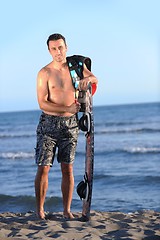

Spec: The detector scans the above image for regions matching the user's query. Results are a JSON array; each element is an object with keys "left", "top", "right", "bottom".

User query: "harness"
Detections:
[
  {"left": 66, "top": 55, "right": 91, "bottom": 87},
  {"left": 67, "top": 55, "right": 95, "bottom": 132},
  {"left": 67, "top": 55, "right": 96, "bottom": 112}
]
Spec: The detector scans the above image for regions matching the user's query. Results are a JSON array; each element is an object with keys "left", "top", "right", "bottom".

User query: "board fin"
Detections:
[
  {"left": 76, "top": 172, "right": 90, "bottom": 202},
  {"left": 79, "top": 113, "right": 91, "bottom": 133}
]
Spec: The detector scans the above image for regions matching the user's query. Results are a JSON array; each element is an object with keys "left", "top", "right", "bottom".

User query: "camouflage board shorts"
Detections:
[{"left": 35, "top": 112, "right": 79, "bottom": 166}]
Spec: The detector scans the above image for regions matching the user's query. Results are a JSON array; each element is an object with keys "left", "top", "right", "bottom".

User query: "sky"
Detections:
[{"left": 0, "top": 0, "right": 159, "bottom": 112}]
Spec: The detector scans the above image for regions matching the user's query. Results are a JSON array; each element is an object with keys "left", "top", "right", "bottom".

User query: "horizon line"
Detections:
[{"left": 0, "top": 101, "right": 159, "bottom": 114}]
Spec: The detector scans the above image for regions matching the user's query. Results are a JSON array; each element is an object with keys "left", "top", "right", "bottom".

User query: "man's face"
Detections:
[{"left": 48, "top": 39, "right": 67, "bottom": 62}]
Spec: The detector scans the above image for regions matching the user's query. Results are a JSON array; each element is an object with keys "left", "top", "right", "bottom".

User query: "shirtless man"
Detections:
[{"left": 34, "top": 33, "right": 98, "bottom": 219}]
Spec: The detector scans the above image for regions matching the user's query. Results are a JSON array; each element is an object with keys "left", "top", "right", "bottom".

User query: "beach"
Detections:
[
  {"left": 0, "top": 103, "right": 160, "bottom": 239},
  {"left": 0, "top": 210, "right": 160, "bottom": 239}
]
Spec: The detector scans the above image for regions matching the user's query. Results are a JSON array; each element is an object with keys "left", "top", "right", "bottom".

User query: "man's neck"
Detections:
[{"left": 52, "top": 59, "right": 67, "bottom": 71}]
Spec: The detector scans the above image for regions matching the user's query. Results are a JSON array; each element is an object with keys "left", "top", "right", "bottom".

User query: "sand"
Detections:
[{"left": 0, "top": 210, "right": 160, "bottom": 240}]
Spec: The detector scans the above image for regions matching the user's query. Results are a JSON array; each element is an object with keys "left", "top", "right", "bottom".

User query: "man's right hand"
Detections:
[{"left": 68, "top": 102, "right": 81, "bottom": 114}]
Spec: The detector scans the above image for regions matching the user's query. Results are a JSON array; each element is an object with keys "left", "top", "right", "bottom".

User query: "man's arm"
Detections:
[
  {"left": 37, "top": 68, "right": 79, "bottom": 114},
  {"left": 79, "top": 64, "right": 98, "bottom": 91}
]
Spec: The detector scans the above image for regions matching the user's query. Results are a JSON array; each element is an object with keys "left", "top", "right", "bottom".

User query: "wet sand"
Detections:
[{"left": 0, "top": 210, "right": 160, "bottom": 239}]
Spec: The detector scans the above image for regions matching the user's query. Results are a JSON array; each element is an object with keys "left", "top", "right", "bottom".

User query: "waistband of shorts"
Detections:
[{"left": 41, "top": 112, "right": 77, "bottom": 120}]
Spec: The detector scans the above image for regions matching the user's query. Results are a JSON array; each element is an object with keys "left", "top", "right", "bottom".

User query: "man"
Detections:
[{"left": 35, "top": 33, "right": 98, "bottom": 219}]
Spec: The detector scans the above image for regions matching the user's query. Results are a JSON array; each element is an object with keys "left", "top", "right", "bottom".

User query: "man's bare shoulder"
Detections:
[{"left": 37, "top": 64, "right": 51, "bottom": 81}]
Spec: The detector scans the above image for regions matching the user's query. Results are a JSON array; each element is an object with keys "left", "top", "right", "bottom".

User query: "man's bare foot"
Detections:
[
  {"left": 63, "top": 212, "right": 74, "bottom": 220},
  {"left": 37, "top": 210, "right": 45, "bottom": 220}
]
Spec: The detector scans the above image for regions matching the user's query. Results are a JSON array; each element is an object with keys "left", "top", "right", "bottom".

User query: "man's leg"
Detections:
[
  {"left": 35, "top": 165, "right": 50, "bottom": 219},
  {"left": 61, "top": 163, "right": 74, "bottom": 219}
]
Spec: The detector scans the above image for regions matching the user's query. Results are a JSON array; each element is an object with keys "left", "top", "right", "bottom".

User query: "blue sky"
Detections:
[{"left": 0, "top": 0, "right": 159, "bottom": 112}]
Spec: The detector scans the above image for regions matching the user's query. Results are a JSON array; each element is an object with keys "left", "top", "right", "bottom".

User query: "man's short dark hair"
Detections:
[{"left": 47, "top": 33, "right": 66, "bottom": 49}]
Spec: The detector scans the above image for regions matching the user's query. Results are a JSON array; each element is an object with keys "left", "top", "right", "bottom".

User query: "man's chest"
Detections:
[{"left": 48, "top": 69, "right": 73, "bottom": 90}]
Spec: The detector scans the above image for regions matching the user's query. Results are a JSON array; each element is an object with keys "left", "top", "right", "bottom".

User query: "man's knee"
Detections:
[
  {"left": 37, "top": 165, "right": 50, "bottom": 176},
  {"left": 61, "top": 163, "right": 73, "bottom": 176}
]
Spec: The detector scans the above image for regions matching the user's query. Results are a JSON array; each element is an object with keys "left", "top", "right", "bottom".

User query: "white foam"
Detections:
[
  {"left": 0, "top": 152, "right": 34, "bottom": 159},
  {"left": 125, "top": 147, "right": 160, "bottom": 153}
]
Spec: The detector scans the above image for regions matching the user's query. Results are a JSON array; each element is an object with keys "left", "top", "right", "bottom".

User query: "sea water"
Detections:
[{"left": 0, "top": 102, "right": 160, "bottom": 213}]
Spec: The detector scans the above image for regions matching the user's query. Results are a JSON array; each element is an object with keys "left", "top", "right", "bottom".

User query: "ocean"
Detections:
[{"left": 0, "top": 102, "right": 160, "bottom": 214}]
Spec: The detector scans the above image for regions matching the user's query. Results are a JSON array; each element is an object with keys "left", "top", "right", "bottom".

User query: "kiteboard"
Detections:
[
  {"left": 77, "top": 84, "right": 94, "bottom": 221},
  {"left": 67, "top": 55, "right": 96, "bottom": 221}
]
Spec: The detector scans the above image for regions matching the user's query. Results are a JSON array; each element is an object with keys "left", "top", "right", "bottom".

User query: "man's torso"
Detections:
[{"left": 43, "top": 62, "right": 75, "bottom": 116}]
